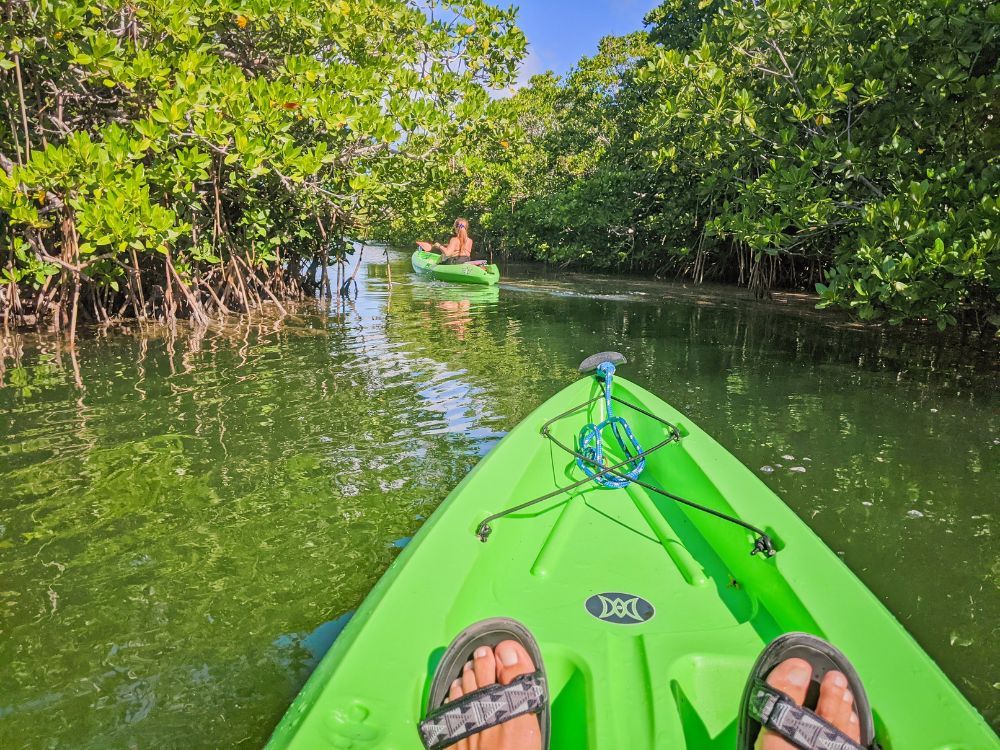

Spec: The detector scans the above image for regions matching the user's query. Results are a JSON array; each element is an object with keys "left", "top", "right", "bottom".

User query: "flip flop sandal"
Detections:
[
  {"left": 418, "top": 618, "right": 550, "bottom": 750},
  {"left": 738, "top": 632, "right": 879, "bottom": 750}
]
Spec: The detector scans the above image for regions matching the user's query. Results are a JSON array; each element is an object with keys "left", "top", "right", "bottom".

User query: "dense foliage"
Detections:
[
  {"left": 434, "top": 0, "right": 1000, "bottom": 331},
  {"left": 0, "top": 0, "right": 525, "bottom": 337}
]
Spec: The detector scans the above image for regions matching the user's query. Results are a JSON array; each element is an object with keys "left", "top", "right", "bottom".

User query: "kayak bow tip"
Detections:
[{"left": 578, "top": 351, "right": 627, "bottom": 374}]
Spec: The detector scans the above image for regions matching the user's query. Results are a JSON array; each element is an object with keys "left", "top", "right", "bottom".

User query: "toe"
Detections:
[
  {"left": 494, "top": 640, "right": 536, "bottom": 685},
  {"left": 473, "top": 645, "right": 496, "bottom": 688},
  {"left": 461, "top": 660, "right": 478, "bottom": 694},
  {"left": 816, "top": 670, "right": 848, "bottom": 719},
  {"left": 817, "top": 671, "right": 861, "bottom": 742},
  {"left": 461, "top": 661, "right": 479, "bottom": 750},
  {"left": 447, "top": 678, "right": 468, "bottom": 750},
  {"left": 849, "top": 711, "right": 861, "bottom": 742},
  {"left": 766, "top": 657, "right": 813, "bottom": 705},
  {"left": 756, "top": 658, "right": 813, "bottom": 750}
]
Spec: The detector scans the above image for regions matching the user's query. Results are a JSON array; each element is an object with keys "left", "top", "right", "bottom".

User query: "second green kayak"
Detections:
[
  {"left": 411, "top": 249, "right": 500, "bottom": 286},
  {"left": 266, "top": 354, "right": 998, "bottom": 750}
]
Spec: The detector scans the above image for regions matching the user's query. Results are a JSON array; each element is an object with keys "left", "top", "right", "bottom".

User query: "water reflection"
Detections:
[
  {"left": 0, "top": 250, "right": 997, "bottom": 748},
  {"left": 411, "top": 282, "right": 500, "bottom": 341}
]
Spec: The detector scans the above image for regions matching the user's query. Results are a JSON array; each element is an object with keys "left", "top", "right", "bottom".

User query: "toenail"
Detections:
[
  {"left": 832, "top": 672, "right": 848, "bottom": 688},
  {"left": 498, "top": 645, "right": 519, "bottom": 666},
  {"left": 463, "top": 660, "right": 473, "bottom": 672},
  {"left": 850, "top": 712, "right": 858, "bottom": 724},
  {"left": 787, "top": 663, "right": 811, "bottom": 687},
  {"left": 843, "top": 689, "right": 853, "bottom": 704},
  {"left": 474, "top": 647, "right": 490, "bottom": 659},
  {"left": 451, "top": 678, "right": 461, "bottom": 690}
]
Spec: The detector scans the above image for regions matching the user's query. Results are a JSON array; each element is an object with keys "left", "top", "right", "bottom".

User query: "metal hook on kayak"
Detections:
[{"left": 752, "top": 535, "right": 777, "bottom": 557}]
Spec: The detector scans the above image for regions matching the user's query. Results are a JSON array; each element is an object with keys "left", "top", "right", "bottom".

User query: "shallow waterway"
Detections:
[{"left": 1, "top": 250, "right": 997, "bottom": 747}]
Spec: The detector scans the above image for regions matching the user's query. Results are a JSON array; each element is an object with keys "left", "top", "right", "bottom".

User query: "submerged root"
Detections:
[{"left": 3, "top": 254, "right": 306, "bottom": 339}]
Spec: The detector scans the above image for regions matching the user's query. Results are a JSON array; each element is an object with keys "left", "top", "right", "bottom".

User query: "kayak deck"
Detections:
[
  {"left": 411, "top": 249, "right": 500, "bottom": 286},
  {"left": 267, "top": 374, "right": 998, "bottom": 749}
]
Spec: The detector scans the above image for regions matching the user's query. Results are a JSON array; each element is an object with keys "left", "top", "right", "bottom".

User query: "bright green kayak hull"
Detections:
[
  {"left": 266, "top": 373, "right": 998, "bottom": 749},
  {"left": 411, "top": 249, "right": 500, "bottom": 286}
]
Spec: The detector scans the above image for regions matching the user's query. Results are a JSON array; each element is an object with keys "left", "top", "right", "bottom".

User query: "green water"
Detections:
[{"left": 1, "top": 251, "right": 997, "bottom": 748}]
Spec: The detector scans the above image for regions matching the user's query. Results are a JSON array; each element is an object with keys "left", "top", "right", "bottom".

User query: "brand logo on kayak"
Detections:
[{"left": 585, "top": 592, "right": 654, "bottom": 624}]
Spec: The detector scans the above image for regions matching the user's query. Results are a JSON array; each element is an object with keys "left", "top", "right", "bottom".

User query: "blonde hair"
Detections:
[{"left": 454, "top": 217, "right": 470, "bottom": 247}]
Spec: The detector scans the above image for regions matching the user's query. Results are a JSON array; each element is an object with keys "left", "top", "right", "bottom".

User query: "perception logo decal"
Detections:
[{"left": 584, "top": 592, "right": 655, "bottom": 624}]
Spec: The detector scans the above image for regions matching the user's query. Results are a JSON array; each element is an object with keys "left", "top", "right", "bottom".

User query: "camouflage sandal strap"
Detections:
[
  {"left": 418, "top": 672, "right": 546, "bottom": 750},
  {"left": 749, "top": 679, "right": 867, "bottom": 750}
]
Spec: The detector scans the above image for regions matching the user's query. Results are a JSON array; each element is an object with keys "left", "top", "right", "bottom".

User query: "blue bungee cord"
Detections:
[
  {"left": 478, "top": 351, "right": 775, "bottom": 555},
  {"left": 576, "top": 361, "right": 645, "bottom": 488}
]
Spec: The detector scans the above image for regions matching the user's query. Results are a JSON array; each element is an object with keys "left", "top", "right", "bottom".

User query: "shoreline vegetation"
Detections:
[
  {"left": 2, "top": 258, "right": 997, "bottom": 400},
  {"left": 2, "top": 0, "right": 997, "bottom": 343},
  {"left": 500, "top": 260, "right": 1000, "bottom": 352},
  {"left": 392, "top": 0, "right": 999, "bottom": 336},
  {"left": 0, "top": 0, "right": 525, "bottom": 340}
]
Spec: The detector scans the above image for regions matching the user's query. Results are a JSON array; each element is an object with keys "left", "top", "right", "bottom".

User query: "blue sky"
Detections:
[{"left": 513, "top": 0, "right": 661, "bottom": 82}]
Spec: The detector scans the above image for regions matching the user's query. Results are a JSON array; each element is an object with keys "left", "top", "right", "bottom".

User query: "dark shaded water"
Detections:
[{"left": 1, "top": 250, "right": 997, "bottom": 747}]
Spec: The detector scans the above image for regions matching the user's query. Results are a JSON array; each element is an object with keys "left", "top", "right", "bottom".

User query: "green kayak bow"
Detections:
[{"left": 267, "top": 353, "right": 998, "bottom": 750}]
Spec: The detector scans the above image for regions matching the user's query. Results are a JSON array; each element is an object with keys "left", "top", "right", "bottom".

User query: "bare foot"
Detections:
[
  {"left": 443, "top": 640, "right": 542, "bottom": 750},
  {"left": 756, "top": 658, "right": 862, "bottom": 750}
]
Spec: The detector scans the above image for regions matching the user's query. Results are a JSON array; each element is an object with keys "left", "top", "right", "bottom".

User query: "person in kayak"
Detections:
[
  {"left": 416, "top": 218, "right": 474, "bottom": 265},
  {"left": 427, "top": 637, "right": 869, "bottom": 750}
]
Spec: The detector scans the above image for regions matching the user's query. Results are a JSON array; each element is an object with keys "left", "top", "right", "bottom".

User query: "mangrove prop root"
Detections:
[{"left": 1, "top": 244, "right": 314, "bottom": 338}]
